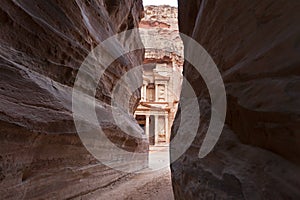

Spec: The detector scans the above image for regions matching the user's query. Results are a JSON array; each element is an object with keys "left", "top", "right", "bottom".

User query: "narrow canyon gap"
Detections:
[{"left": 0, "top": 0, "right": 300, "bottom": 200}]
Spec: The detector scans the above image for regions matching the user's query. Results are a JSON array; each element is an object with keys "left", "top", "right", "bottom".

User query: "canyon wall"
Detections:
[
  {"left": 171, "top": 0, "right": 300, "bottom": 199},
  {"left": 0, "top": 0, "right": 147, "bottom": 199},
  {"left": 140, "top": 5, "right": 183, "bottom": 68}
]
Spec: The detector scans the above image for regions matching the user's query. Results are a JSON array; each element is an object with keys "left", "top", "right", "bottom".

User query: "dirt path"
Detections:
[
  {"left": 76, "top": 146, "right": 174, "bottom": 200},
  {"left": 124, "top": 167, "right": 174, "bottom": 200},
  {"left": 95, "top": 167, "right": 174, "bottom": 200}
]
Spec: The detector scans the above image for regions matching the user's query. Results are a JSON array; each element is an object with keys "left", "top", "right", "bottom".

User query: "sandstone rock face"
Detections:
[
  {"left": 172, "top": 0, "right": 300, "bottom": 199},
  {"left": 0, "top": 0, "right": 147, "bottom": 199},
  {"left": 140, "top": 5, "right": 183, "bottom": 68}
]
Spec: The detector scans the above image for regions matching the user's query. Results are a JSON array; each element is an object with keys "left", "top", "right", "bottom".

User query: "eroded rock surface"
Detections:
[
  {"left": 0, "top": 0, "right": 147, "bottom": 199},
  {"left": 140, "top": 5, "right": 183, "bottom": 68},
  {"left": 172, "top": 0, "right": 300, "bottom": 199}
]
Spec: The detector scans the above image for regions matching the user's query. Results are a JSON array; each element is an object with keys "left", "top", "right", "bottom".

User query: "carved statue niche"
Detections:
[
  {"left": 146, "top": 83, "right": 155, "bottom": 102},
  {"left": 158, "top": 84, "right": 166, "bottom": 101}
]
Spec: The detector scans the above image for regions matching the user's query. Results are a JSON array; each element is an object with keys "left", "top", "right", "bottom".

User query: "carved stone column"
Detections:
[
  {"left": 145, "top": 114, "right": 150, "bottom": 139},
  {"left": 165, "top": 113, "right": 169, "bottom": 143},
  {"left": 142, "top": 84, "right": 147, "bottom": 101},
  {"left": 154, "top": 115, "right": 159, "bottom": 145},
  {"left": 155, "top": 84, "right": 159, "bottom": 102}
]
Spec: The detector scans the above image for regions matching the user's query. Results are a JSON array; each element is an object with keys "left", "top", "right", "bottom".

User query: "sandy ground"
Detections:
[
  {"left": 124, "top": 168, "right": 174, "bottom": 200},
  {"left": 76, "top": 145, "right": 174, "bottom": 200}
]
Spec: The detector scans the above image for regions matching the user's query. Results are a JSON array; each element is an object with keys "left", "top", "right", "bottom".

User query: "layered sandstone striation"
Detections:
[
  {"left": 172, "top": 0, "right": 300, "bottom": 199},
  {"left": 140, "top": 5, "right": 183, "bottom": 68},
  {"left": 0, "top": 0, "right": 147, "bottom": 199}
]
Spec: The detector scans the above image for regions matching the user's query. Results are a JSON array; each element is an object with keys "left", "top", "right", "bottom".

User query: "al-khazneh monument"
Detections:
[{"left": 135, "top": 5, "right": 183, "bottom": 145}]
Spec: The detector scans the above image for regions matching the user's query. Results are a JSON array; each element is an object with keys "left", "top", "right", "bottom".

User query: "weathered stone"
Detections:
[
  {"left": 134, "top": 5, "right": 183, "bottom": 146},
  {"left": 172, "top": 0, "right": 300, "bottom": 199},
  {"left": 140, "top": 5, "right": 183, "bottom": 68},
  {"left": 0, "top": 0, "right": 147, "bottom": 199}
]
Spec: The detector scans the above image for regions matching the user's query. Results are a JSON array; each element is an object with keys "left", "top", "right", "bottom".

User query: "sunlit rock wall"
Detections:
[
  {"left": 171, "top": 0, "right": 300, "bottom": 199},
  {"left": 0, "top": 0, "right": 147, "bottom": 199},
  {"left": 140, "top": 5, "right": 183, "bottom": 68}
]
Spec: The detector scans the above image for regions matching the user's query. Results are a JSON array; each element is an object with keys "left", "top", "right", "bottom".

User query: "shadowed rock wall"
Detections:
[
  {"left": 0, "top": 0, "right": 147, "bottom": 199},
  {"left": 171, "top": 0, "right": 300, "bottom": 199}
]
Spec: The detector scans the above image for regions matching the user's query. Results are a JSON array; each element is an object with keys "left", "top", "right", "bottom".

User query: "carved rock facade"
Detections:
[{"left": 135, "top": 5, "right": 183, "bottom": 146}]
